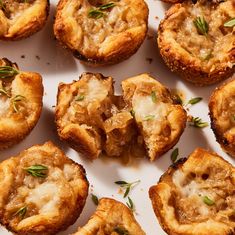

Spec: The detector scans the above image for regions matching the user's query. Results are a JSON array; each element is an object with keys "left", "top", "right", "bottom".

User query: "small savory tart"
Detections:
[
  {"left": 0, "top": 141, "right": 89, "bottom": 235},
  {"left": 72, "top": 198, "right": 146, "bottom": 235},
  {"left": 0, "top": 58, "right": 43, "bottom": 150},
  {"left": 53, "top": 0, "right": 148, "bottom": 66},
  {"left": 0, "top": 0, "right": 49, "bottom": 40},
  {"left": 209, "top": 79, "right": 235, "bottom": 157},
  {"left": 158, "top": 0, "right": 235, "bottom": 86},
  {"left": 121, "top": 73, "right": 187, "bottom": 161},
  {"left": 149, "top": 148, "right": 235, "bottom": 235}
]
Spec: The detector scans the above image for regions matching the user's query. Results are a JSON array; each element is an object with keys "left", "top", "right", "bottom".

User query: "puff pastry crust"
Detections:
[
  {"left": 56, "top": 73, "right": 186, "bottom": 161},
  {"left": 149, "top": 148, "right": 235, "bottom": 235},
  {"left": 0, "top": 141, "right": 89, "bottom": 235},
  {"left": 0, "top": 58, "right": 43, "bottom": 150},
  {"left": 158, "top": 0, "right": 235, "bottom": 86},
  {"left": 72, "top": 198, "right": 145, "bottom": 235},
  {"left": 0, "top": 0, "right": 49, "bottom": 40},
  {"left": 54, "top": 0, "right": 148, "bottom": 66},
  {"left": 209, "top": 79, "right": 235, "bottom": 158}
]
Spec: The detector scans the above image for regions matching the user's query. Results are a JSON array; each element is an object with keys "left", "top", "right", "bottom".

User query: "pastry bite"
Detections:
[
  {"left": 72, "top": 197, "right": 146, "bottom": 235},
  {"left": 209, "top": 79, "right": 235, "bottom": 158},
  {"left": 54, "top": 0, "right": 148, "bottom": 66},
  {"left": 122, "top": 73, "right": 187, "bottom": 161},
  {"left": 0, "top": 0, "right": 49, "bottom": 40},
  {"left": 158, "top": 0, "right": 235, "bottom": 86},
  {"left": 149, "top": 148, "right": 235, "bottom": 235},
  {"left": 0, "top": 141, "right": 89, "bottom": 235},
  {"left": 56, "top": 73, "right": 139, "bottom": 159},
  {"left": 0, "top": 58, "right": 43, "bottom": 150}
]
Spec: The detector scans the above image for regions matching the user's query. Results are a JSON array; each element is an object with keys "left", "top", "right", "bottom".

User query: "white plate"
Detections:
[{"left": 0, "top": 0, "right": 234, "bottom": 234}]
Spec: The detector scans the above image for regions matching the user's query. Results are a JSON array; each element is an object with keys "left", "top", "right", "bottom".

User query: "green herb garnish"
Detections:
[
  {"left": 24, "top": 164, "right": 48, "bottom": 178},
  {"left": 115, "top": 180, "right": 140, "bottom": 198},
  {"left": 0, "top": 87, "right": 10, "bottom": 97},
  {"left": 151, "top": 91, "right": 157, "bottom": 103},
  {"left": 12, "top": 95, "right": 26, "bottom": 112},
  {"left": 75, "top": 95, "right": 85, "bottom": 101},
  {"left": 203, "top": 196, "right": 215, "bottom": 206},
  {"left": 187, "top": 97, "right": 202, "bottom": 105},
  {"left": 130, "top": 109, "right": 135, "bottom": 117},
  {"left": 114, "top": 227, "right": 129, "bottom": 235},
  {"left": 126, "top": 197, "right": 134, "bottom": 211},
  {"left": 91, "top": 194, "right": 99, "bottom": 205},
  {"left": 189, "top": 116, "right": 208, "bottom": 128},
  {"left": 88, "top": 2, "right": 115, "bottom": 19},
  {"left": 232, "top": 115, "right": 235, "bottom": 121},
  {"left": 224, "top": 18, "right": 235, "bottom": 27},
  {"left": 171, "top": 148, "right": 179, "bottom": 163},
  {"left": 0, "top": 66, "right": 19, "bottom": 79},
  {"left": 13, "top": 206, "right": 27, "bottom": 219},
  {"left": 194, "top": 17, "right": 209, "bottom": 36},
  {"left": 144, "top": 115, "right": 155, "bottom": 121}
]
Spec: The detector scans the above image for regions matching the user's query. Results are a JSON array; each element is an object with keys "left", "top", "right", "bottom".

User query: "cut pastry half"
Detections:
[
  {"left": 0, "top": 0, "right": 49, "bottom": 40},
  {"left": 209, "top": 79, "right": 235, "bottom": 158},
  {"left": 122, "top": 73, "right": 187, "bottom": 161},
  {"left": 72, "top": 197, "right": 146, "bottom": 235},
  {"left": 158, "top": 0, "right": 235, "bottom": 86},
  {"left": 149, "top": 148, "right": 235, "bottom": 235},
  {"left": 54, "top": 0, "right": 148, "bottom": 66},
  {"left": 0, "top": 141, "right": 89, "bottom": 235},
  {"left": 0, "top": 58, "right": 43, "bottom": 150}
]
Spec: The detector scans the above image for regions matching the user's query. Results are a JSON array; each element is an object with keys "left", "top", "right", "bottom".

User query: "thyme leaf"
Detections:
[
  {"left": 194, "top": 17, "right": 209, "bottom": 36},
  {"left": 114, "top": 227, "right": 129, "bottom": 235},
  {"left": 75, "top": 95, "right": 85, "bottom": 101},
  {"left": 24, "top": 164, "right": 48, "bottom": 178},
  {"left": 0, "top": 66, "right": 19, "bottom": 79},
  {"left": 126, "top": 197, "right": 134, "bottom": 211},
  {"left": 13, "top": 206, "right": 27, "bottom": 219},
  {"left": 187, "top": 97, "right": 202, "bottom": 105},
  {"left": 144, "top": 115, "right": 155, "bottom": 121},
  {"left": 188, "top": 116, "right": 208, "bottom": 128},
  {"left": 203, "top": 196, "right": 214, "bottom": 206},
  {"left": 12, "top": 95, "right": 26, "bottom": 112},
  {"left": 130, "top": 109, "right": 135, "bottom": 117},
  {"left": 115, "top": 180, "right": 140, "bottom": 198},
  {"left": 171, "top": 148, "right": 179, "bottom": 163},
  {"left": 99, "top": 2, "right": 115, "bottom": 10},
  {"left": 224, "top": 18, "right": 235, "bottom": 27},
  {"left": 151, "top": 91, "right": 157, "bottom": 103},
  {"left": 91, "top": 194, "right": 99, "bottom": 205}
]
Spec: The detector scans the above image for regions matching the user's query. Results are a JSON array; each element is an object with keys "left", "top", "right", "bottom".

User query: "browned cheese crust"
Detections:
[
  {"left": 209, "top": 79, "right": 235, "bottom": 158},
  {"left": 0, "top": 141, "right": 89, "bottom": 235},
  {"left": 149, "top": 148, "right": 235, "bottom": 235},
  {"left": 158, "top": 0, "right": 235, "bottom": 86},
  {"left": 0, "top": 0, "right": 49, "bottom": 40},
  {"left": 53, "top": 0, "right": 148, "bottom": 66},
  {"left": 55, "top": 73, "right": 186, "bottom": 161},
  {"left": 72, "top": 197, "right": 146, "bottom": 235},
  {"left": 121, "top": 74, "right": 187, "bottom": 161},
  {"left": 0, "top": 58, "right": 43, "bottom": 150}
]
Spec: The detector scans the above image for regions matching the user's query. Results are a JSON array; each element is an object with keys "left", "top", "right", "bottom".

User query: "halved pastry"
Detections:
[
  {"left": 122, "top": 73, "right": 187, "bottom": 161},
  {"left": 54, "top": 0, "right": 148, "bottom": 66},
  {"left": 72, "top": 198, "right": 146, "bottom": 235},
  {"left": 0, "top": 58, "right": 43, "bottom": 150},
  {"left": 0, "top": 141, "right": 89, "bottom": 235},
  {"left": 55, "top": 72, "right": 138, "bottom": 159},
  {"left": 209, "top": 79, "right": 235, "bottom": 158},
  {"left": 0, "top": 0, "right": 49, "bottom": 40},
  {"left": 149, "top": 148, "right": 235, "bottom": 235},
  {"left": 158, "top": 0, "right": 235, "bottom": 86}
]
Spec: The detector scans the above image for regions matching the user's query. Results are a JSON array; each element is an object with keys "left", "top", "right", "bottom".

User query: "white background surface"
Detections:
[{"left": 0, "top": 0, "right": 234, "bottom": 234}]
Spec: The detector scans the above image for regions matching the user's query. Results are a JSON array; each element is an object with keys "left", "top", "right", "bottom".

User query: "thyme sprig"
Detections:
[
  {"left": 13, "top": 206, "right": 27, "bottom": 219},
  {"left": 12, "top": 95, "right": 26, "bottom": 112},
  {"left": 88, "top": 2, "right": 115, "bottom": 19},
  {"left": 194, "top": 17, "right": 209, "bottom": 36},
  {"left": 114, "top": 227, "right": 129, "bottom": 235},
  {"left": 0, "top": 66, "right": 19, "bottom": 79},
  {"left": 115, "top": 180, "right": 140, "bottom": 198},
  {"left": 188, "top": 116, "right": 208, "bottom": 128},
  {"left": 24, "top": 164, "right": 48, "bottom": 178},
  {"left": 126, "top": 197, "right": 134, "bottom": 211},
  {"left": 224, "top": 18, "right": 235, "bottom": 27}
]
